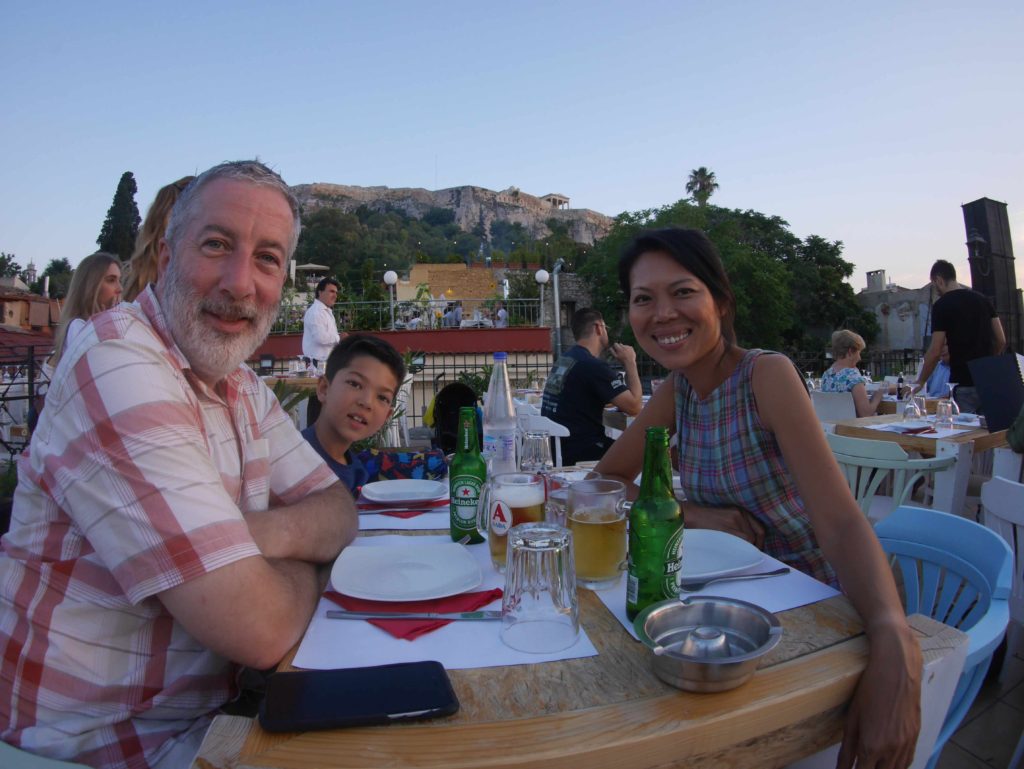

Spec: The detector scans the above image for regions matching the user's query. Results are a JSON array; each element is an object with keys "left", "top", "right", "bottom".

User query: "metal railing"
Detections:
[
  {"left": 272, "top": 297, "right": 544, "bottom": 334},
  {"left": 0, "top": 344, "right": 53, "bottom": 458}
]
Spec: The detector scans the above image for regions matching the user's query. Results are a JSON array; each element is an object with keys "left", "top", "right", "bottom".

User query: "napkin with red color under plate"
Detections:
[{"left": 323, "top": 588, "right": 503, "bottom": 640}]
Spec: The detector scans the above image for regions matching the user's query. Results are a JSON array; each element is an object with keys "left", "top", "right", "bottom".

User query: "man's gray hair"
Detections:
[{"left": 164, "top": 160, "right": 302, "bottom": 259}]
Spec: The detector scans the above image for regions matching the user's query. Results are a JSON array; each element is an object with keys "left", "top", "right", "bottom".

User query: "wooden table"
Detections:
[
  {"left": 833, "top": 414, "right": 1021, "bottom": 515},
  {"left": 877, "top": 397, "right": 940, "bottom": 416},
  {"left": 192, "top": 595, "right": 963, "bottom": 769},
  {"left": 262, "top": 375, "right": 319, "bottom": 391}
]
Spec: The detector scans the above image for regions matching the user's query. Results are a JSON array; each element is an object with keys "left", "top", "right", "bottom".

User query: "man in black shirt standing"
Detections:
[
  {"left": 915, "top": 260, "right": 1005, "bottom": 413},
  {"left": 542, "top": 308, "right": 643, "bottom": 465}
]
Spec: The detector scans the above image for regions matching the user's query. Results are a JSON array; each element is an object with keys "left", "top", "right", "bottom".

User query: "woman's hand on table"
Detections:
[
  {"left": 683, "top": 503, "right": 766, "bottom": 550},
  {"left": 837, "top": 618, "right": 922, "bottom": 769}
]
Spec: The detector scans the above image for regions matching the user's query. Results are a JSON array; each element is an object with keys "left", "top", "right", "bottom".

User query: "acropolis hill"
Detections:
[{"left": 291, "top": 183, "right": 614, "bottom": 245}]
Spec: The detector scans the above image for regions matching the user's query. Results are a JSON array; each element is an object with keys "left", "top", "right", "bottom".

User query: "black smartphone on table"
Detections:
[{"left": 258, "top": 660, "right": 459, "bottom": 732}]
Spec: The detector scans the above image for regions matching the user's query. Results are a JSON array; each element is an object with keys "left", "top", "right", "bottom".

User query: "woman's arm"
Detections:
[
  {"left": 851, "top": 382, "right": 884, "bottom": 417},
  {"left": 596, "top": 374, "right": 676, "bottom": 498},
  {"left": 754, "top": 355, "right": 921, "bottom": 769}
]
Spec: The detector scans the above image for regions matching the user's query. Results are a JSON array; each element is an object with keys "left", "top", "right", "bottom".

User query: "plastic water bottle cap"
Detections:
[{"left": 494, "top": 352, "right": 508, "bottom": 361}]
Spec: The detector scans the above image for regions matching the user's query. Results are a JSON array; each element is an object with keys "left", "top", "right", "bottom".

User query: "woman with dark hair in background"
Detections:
[
  {"left": 597, "top": 227, "right": 922, "bottom": 769},
  {"left": 122, "top": 175, "right": 195, "bottom": 301}
]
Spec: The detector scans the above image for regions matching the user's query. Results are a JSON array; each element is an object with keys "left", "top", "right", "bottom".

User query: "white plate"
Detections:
[
  {"left": 331, "top": 542, "right": 482, "bottom": 601},
  {"left": 681, "top": 529, "right": 765, "bottom": 580},
  {"left": 360, "top": 479, "right": 448, "bottom": 504}
]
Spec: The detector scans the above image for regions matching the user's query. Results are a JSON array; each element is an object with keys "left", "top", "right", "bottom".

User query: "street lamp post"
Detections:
[
  {"left": 552, "top": 259, "right": 565, "bottom": 358},
  {"left": 534, "top": 269, "right": 550, "bottom": 327},
  {"left": 383, "top": 270, "right": 398, "bottom": 330}
]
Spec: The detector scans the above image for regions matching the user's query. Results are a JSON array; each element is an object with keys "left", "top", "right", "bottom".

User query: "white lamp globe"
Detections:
[{"left": 534, "top": 269, "right": 550, "bottom": 285}]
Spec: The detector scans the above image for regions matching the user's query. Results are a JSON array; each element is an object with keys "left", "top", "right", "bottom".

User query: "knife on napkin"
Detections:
[{"left": 327, "top": 609, "right": 501, "bottom": 621}]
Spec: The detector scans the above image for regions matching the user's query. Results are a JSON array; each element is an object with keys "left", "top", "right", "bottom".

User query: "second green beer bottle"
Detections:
[
  {"left": 626, "top": 426, "right": 684, "bottom": 620},
  {"left": 449, "top": 406, "right": 486, "bottom": 544}
]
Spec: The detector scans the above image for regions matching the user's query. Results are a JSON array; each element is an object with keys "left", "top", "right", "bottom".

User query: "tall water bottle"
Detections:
[{"left": 483, "top": 352, "right": 518, "bottom": 474}]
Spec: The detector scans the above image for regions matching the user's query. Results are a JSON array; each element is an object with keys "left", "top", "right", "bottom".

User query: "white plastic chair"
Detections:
[
  {"left": 383, "top": 373, "right": 415, "bottom": 447},
  {"left": 874, "top": 506, "right": 1011, "bottom": 769},
  {"left": 810, "top": 391, "right": 856, "bottom": 423},
  {"left": 826, "top": 432, "right": 955, "bottom": 523},
  {"left": 980, "top": 476, "right": 1024, "bottom": 676},
  {"left": 515, "top": 412, "right": 567, "bottom": 468}
]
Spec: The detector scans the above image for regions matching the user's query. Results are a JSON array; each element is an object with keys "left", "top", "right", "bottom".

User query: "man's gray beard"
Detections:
[{"left": 160, "top": 258, "right": 280, "bottom": 383}]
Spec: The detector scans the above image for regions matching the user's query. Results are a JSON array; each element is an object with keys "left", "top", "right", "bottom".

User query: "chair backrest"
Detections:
[
  {"left": 874, "top": 505, "right": 1011, "bottom": 767},
  {"left": 826, "top": 433, "right": 955, "bottom": 522},
  {"left": 518, "top": 414, "right": 567, "bottom": 468},
  {"left": 981, "top": 476, "right": 1024, "bottom": 628},
  {"left": 384, "top": 374, "right": 415, "bottom": 447},
  {"left": 811, "top": 390, "right": 856, "bottom": 422},
  {"left": 431, "top": 383, "right": 479, "bottom": 454}
]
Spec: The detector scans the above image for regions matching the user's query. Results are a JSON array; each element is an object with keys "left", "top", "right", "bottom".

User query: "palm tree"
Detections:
[{"left": 686, "top": 167, "right": 719, "bottom": 207}]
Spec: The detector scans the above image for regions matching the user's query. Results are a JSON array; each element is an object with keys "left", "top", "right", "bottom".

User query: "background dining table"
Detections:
[
  {"left": 191, "top": 591, "right": 964, "bottom": 769},
  {"left": 832, "top": 413, "right": 1021, "bottom": 515}
]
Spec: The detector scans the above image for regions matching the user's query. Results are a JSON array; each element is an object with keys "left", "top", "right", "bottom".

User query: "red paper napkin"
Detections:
[
  {"left": 357, "top": 497, "right": 450, "bottom": 518},
  {"left": 324, "top": 588, "right": 503, "bottom": 640}
]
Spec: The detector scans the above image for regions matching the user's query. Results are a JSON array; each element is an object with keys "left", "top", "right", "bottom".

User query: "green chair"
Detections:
[{"left": 826, "top": 432, "right": 955, "bottom": 523}]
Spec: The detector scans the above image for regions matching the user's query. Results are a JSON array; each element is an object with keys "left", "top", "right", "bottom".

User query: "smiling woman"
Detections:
[{"left": 596, "top": 227, "right": 924, "bottom": 769}]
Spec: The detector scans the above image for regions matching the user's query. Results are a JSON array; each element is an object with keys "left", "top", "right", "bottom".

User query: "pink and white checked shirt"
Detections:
[{"left": 0, "top": 287, "right": 335, "bottom": 769}]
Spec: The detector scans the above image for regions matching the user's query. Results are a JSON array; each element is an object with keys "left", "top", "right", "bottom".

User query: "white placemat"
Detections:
[
  {"left": 293, "top": 535, "right": 598, "bottom": 669},
  {"left": 595, "top": 552, "right": 840, "bottom": 640},
  {"left": 359, "top": 509, "right": 452, "bottom": 531}
]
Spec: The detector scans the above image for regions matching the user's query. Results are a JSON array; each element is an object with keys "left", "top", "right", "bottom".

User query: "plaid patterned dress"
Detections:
[{"left": 675, "top": 349, "right": 837, "bottom": 586}]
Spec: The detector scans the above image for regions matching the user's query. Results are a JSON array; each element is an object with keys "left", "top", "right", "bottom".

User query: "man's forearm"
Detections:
[{"left": 247, "top": 483, "right": 357, "bottom": 563}]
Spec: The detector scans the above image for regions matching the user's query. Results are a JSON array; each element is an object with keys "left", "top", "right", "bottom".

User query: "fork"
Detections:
[{"left": 677, "top": 566, "right": 790, "bottom": 593}]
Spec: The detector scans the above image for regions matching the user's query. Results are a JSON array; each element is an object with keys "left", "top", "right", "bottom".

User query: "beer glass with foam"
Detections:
[{"left": 477, "top": 473, "right": 546, "bottom": 572}]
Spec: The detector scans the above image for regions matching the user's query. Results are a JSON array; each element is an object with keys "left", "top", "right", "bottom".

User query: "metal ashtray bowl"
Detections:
[{"left": 634, "top": 596, "right": 783, "bottom": 693}]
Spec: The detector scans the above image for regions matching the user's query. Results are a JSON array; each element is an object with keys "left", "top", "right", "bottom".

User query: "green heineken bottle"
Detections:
[
  {"left": 626, "top": 426, "right": 684, "bottom": 620},
  {"left": 449, "top": 406, "right": 486, "bottom": 544}
]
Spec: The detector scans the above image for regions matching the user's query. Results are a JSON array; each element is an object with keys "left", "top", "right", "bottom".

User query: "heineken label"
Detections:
[
  {"left": 450, "top": 475, "right": 482, "bottom": 528},
  {"left": 661, "top": 526, "right": 684, "bottom": 596}
]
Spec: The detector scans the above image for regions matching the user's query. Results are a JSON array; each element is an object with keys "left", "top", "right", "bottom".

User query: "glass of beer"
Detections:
[
  {"left": 546, "top": 470, "right": 602, "bottom": 526},
  {"left": 477, "top": 473, "right": 546, "bottom": 572},
  {"left": 567, "top": 479, "right": 628, "bottom": 590}
]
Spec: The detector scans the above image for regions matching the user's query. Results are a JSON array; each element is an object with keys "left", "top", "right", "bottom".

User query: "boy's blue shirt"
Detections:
[{"left": 300, "top": 425, "right": 370, "bottom": 494}]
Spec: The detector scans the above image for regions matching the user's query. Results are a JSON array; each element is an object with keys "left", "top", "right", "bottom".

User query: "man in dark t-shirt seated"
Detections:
[
  {"left": 542, "top": 308, "right": 643, "bottom": 465},
  {"left": 914, "top": 259, "right": 1005, "bottom": 414}
]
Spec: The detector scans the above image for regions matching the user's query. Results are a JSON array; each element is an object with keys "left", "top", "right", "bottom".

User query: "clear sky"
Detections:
[{"left": 3, "top": 1, "right": 1022, "bottom": 292}]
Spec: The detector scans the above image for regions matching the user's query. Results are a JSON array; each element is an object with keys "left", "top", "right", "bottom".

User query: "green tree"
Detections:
[
  {"left": 685, "top": 167, "right": 719, "bottom": 207},
  {"left": 31, "top": 257, "right": 74, "bottom": 298},
  {"left": 97, "top": 171, "right": 141, "bottom": 260},
  {"left": 0, "top": 252, "right": 20, "bottom": 278}
]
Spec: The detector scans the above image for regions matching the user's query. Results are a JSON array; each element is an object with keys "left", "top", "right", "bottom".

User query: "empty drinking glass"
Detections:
[
  {"left": 500, "top": 522, "right": 579, "bottom": 654},
  {"left": 546, "top": 470, "right": 601, "bottom": 527},
  {"left": 945, "top": 382, "right": 961, "bottom": 417},
  {"left": 902, "top": 397, "right": 922, "bottom": 421},
  {"left": 936, "top": 399, "right": 954, "bottom": 430},
  {"left": 520, "top": 431, "right": 553, "bottom": 475}
]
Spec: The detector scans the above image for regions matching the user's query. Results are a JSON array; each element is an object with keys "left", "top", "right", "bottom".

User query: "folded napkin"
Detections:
[
  {"left": 323, "top": 588, "right": 503, "bottom": 640},
  {"left": 356, "top": 496, "right": 449, "bottom": 518}
]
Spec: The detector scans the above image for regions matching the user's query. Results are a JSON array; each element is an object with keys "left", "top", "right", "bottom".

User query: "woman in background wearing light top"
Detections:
[
  {"left": 597, "top": 227, "right": 921, "bottom": 769},
  {"left": 50, "top": 252, "right": 122, "bottom": 368},
  {"left": 820, "top": 329, "right": 884, "bottom": 417}
]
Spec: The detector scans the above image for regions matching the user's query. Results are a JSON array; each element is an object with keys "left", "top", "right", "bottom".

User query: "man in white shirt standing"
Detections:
[{"left": 302, "top": 277, "right": 341, "bottom": 365}]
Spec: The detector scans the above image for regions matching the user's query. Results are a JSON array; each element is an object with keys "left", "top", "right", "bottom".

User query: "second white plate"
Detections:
[
  {"left": 360, "top": 479, "right": 448, "bottom": 504},
  {"left": 331, "top": 542, "right": 482, "bottom": 601},
  {"left": 681, "top": 529, "right": 765, "bottom": 581}
]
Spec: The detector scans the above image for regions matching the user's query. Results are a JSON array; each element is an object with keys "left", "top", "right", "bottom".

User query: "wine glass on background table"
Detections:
[
  {"left": 805, "top": 371, "right": 816, "bottom": 391},
  {"left": 945, "top": 382, "right": 961, "bottom": 417}
]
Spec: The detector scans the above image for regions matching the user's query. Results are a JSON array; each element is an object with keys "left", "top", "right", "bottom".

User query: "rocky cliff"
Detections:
[{"left": 291, "top": 183, "right": 614, "bottom": 245}]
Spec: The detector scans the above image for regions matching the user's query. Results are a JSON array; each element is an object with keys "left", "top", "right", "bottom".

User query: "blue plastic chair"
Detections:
[{"left": 874, "top": 506, "right": 1012, "bottom": 769}]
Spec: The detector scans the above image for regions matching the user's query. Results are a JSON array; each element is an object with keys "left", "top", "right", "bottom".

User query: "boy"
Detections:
[{"left": 302, "top": 334, "right": 407, "bottom": 493}]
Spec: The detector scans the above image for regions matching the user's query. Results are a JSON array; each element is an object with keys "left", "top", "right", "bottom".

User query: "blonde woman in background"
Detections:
[
  {"left": 820, "top": 329, "right": 884, "bottom": 417},
  {"left": 49, "top": 252, "right": 122, "bottom": 368},
  {"left": 121, "top": 175, "right": 195, "bottom": 301}
]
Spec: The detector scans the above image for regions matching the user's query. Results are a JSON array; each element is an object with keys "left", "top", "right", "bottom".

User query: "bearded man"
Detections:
[{"left": 0, "top": 161, "right": 356, "bottom": 769}]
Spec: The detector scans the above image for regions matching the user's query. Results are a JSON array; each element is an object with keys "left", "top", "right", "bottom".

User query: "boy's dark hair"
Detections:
[
  {"left": 324, "top": 333, "right": 406, "bottom": 387},
  {"left": 930, "top": 260, "right": 956, "bottom": 282}
]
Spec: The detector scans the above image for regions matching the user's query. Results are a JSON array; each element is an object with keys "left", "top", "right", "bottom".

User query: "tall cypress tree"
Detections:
[{"left": 97, "top": 171, "right": 141, "bottom": 261}]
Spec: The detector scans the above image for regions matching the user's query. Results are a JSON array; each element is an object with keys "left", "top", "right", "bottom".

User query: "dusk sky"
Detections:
[{"left": 3, "top": 1, "right": 1022, "bottom": 292}]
